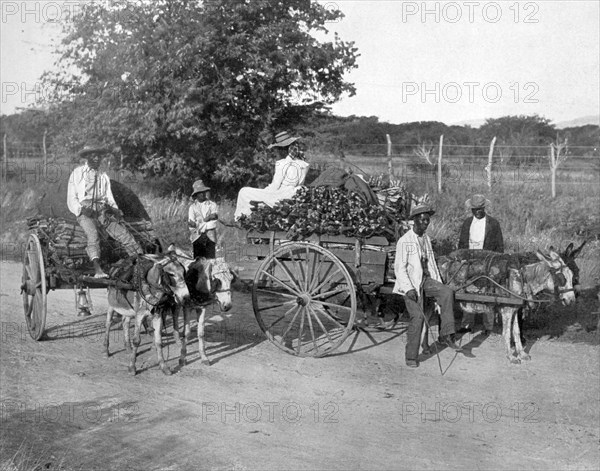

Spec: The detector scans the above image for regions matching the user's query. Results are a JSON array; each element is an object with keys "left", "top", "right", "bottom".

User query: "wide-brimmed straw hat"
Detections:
[
  {"left": 409, "top": 204, "right": 435, "bottom": 219},
  {"left": 78, "top": 144, "right": 110, "bottom": 158},
  {"left": 267, "top": 131, "right": 300, "bottom": 149},
  {"left": 191, "top": 179, "right": 210, "bottom": 196},
  {"left": 465, "top": 194, "right": 490, "bottom": 210}
]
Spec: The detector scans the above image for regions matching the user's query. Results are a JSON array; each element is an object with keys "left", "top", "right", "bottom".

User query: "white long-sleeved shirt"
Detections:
[
  {"left": 188, "top": 200, "right": 218, "bottom": 242},
  {"left": 468, "top": 216, "right": 487, "bottom": 250},
  {"left": 67, "top": 164, "right": 118, "bottom": 217}
]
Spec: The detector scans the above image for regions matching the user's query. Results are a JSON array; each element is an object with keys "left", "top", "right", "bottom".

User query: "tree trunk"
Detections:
[
  {"left": 386, "top": 134, "right": 392, "bottom": 179},
  {"left": 438, "top": 134, "right": 443, "bottom": 193},
  {"left": 487, "top": 137, "right": 496, "bottom": 190}
]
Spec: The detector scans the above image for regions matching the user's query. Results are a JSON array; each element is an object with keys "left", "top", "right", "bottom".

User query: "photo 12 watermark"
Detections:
[
  {"left": 400, "top": 2, "right": 540, "bottom": 24},
  {"left": 1, "top": 400, "right": 140, "bottom": 424},
  {"left": 397, "top": 401, "right": 540, "bottom": 423},
  {"left": 401, "top": 81, "right": 540, "bottom": 105},
  {"left": 201, "top": 401, "right": 340, "bottom": 424}
]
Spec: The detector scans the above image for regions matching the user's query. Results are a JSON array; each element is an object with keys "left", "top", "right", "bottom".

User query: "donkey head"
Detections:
[
  {"left": 562, "top": 241, "right": 586, "bottom": 295},
  {"left": 535, "top": 247, "right": 576, "bottom": 306}
]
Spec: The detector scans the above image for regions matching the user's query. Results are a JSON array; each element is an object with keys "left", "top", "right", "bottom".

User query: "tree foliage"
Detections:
[{"left": 44, "top": 0, "right": 358, "bottom": 193}]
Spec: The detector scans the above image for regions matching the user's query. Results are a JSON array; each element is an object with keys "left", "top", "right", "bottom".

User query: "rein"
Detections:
[{"left": 456, "top": 275, "right": 555, "bottom": 304}]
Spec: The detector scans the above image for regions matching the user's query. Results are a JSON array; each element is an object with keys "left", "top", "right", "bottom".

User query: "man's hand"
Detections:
[
  {"left": 81, "top": 207, "right": 95, "bottom": 218},
  {"left": 206, "top": 213, "right": 218, "bottom": 221},
  {"left": 405, "top": 289, "right": 418, "bottom": 302}
]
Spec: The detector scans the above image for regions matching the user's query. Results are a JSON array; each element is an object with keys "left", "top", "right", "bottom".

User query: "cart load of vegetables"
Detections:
[
  {"left": 27, "top": 216, "right": 159, "bottom": 268},
  {"left": 238, "top": 182, "right": 411, "bottom": 241}
]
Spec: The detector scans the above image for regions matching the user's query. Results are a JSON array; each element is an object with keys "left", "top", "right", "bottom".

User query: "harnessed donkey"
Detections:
[
  {"left": 438, "top": 248, "right": 576, "bottom": 363},
  {"left": 104, "top": 254, "right": 190, "bottom": 375},
  {"left": 167, "top": 246, "right": 234, "bottom": 367}
]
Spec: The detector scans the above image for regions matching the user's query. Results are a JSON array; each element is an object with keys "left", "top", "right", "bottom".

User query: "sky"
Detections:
[{"left": 1, "top": 0, "right": 599, "bottom": 126}]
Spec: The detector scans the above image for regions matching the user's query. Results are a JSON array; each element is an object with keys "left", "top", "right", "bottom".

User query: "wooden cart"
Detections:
[
  {"left": 21, "top": 181, "right": 162, "bottom": 341},
  {"left": 228, "top": 230, "right": 399, "bottom": 358}
]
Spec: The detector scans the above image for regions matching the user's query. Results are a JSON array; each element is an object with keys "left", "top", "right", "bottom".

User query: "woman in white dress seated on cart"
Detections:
[{"left": 234, "top": 131, "right": 309, "bottom": 220}]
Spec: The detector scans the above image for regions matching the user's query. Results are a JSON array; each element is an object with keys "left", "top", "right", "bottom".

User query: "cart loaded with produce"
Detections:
[
  {"left": 21, "top": 180, "right": 163, "bottom": 340},
  {"left": 231, "top": 168, "right": 418, "bottom": 357}
]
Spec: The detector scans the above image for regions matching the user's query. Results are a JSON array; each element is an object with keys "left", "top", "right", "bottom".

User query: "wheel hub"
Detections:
[{"left": 296, "top": 293, "right": 311, "bottom": 306}]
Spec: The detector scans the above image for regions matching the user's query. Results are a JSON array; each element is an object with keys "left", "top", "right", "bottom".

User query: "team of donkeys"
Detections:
[
  {"left": 101, "top": 241, "right": 585, "bottom": 374},
  {"left": 103, "top": 245, "right": 234, "bottom": 376}
]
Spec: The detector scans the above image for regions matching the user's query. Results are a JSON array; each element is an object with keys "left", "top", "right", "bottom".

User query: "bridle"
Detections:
[{"left": 209, "top": 263, "right": 233, "bottom": 295}]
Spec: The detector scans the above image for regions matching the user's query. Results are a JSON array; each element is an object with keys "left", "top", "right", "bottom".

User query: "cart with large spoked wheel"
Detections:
[
  {"left": 21, "top": 180, "right": 163, "bottom": 341},
  {"left": 228, "top": 230, "right": 402, "bottom": 358}
]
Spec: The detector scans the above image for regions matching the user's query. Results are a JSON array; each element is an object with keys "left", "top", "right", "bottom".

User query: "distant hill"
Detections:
[
  {"left": 451, "top": 115, "right": 600, "bottom": 129},
  {"left": 450, "top": 118, "right": 486, "bottom": 128},
  {"left": 554, "top": 115, "right": 600, "bottom": 129}
]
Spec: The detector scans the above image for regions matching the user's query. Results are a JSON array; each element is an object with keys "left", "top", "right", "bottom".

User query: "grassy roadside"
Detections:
[{"left": 2, "top": 172, "right": 599, "bottom": 286}]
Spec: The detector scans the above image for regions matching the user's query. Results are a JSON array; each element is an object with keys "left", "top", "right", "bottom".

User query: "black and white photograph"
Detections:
[{"left": 1, "top": 1, "right": 599, "bottom": 469}]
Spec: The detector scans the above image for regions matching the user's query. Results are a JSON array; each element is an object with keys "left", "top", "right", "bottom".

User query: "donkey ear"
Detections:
[
  {"left": 563, "top": 243, "right": 574, "bottom": 258},
  {"left": 536, "top": 250, "right": 551, "bottom": 262},
  {"left": 147, "top": 263, "right": 163, "bottom": 287},
  {"left": 572, "top": 240, "right": 587, "bottom": 258}
]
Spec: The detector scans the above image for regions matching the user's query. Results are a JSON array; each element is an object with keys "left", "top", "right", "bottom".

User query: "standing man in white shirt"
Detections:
[
  {"left": 457, "top": 194, "right": 504, "bottom": 335},
  {"left": 188, "top": 179, "right": 219, "bottom": 259},
  {"left": 458, "top": 194, "right": 504, "bottom": 253},
  {"left": 67, "top": 144, "right": 142, "bottom": 278},
  {"left": 393, "top": 204, "right": 462, "bottom": 368}
]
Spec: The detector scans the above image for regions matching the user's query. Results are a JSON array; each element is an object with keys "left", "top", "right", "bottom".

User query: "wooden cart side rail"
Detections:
[
  {"left": 234, "top": 232, "right": 391, "bottom": 286},
  {"left": 245, "top": 230, "right": 389, "bottom": 247}
]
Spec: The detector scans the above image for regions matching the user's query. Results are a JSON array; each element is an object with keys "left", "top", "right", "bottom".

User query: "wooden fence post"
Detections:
[
  {"left": 3, "top": 134, "right": 7, "bottom": 181},
  {"left": 386, "top": 134, "right": 392, "bottom": 179},
  {"left": 486, "top": 136, "right": 496, "bottom": 190},
  {"left": 438, "top": 134, "right": 443, "bottom": 193},
  {"left": 42, "top": 129, "right": 48, "bottom": 178}
]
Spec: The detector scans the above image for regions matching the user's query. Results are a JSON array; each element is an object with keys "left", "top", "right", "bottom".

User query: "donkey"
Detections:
[
  {"left": 438, "top": 248, "right": 576, "bottom": 363},
  {"left": 167, "top": 245, "right": 234, "bottom": 367},
  {"left": 104, "top": 254, "right": 190, "bottom": 375}
]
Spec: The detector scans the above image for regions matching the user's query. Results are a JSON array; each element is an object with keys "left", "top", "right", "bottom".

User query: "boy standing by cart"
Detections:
[{"left": 188, "top": 179, "right": 219, "bottom": 259}]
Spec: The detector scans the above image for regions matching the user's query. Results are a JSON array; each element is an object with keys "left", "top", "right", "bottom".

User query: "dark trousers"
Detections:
[
  {"left": 404, "top": 277, "right": 455, "bottom": 361},
  {"left": 193, "top": 233, "right": 216, "bottom": 259}
]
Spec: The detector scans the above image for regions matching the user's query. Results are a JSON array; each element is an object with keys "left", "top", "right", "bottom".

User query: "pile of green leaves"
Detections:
[{"left": 238, "top": 186, "right": 399, "bottom": 240}]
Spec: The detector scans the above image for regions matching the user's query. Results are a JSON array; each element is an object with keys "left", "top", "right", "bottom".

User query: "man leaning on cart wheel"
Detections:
[
  {"left": 67, "top": 143, "right": 143, "bottom": 279},
  {"left": 393, "top": 204, "right": 462, "bottom": 368}
]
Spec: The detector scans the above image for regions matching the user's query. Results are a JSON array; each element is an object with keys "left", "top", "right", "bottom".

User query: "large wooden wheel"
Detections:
[
  {"left": 22, "top": 234, "right": 47, "bottom": 340},
  {"left": 252, "top": 242, "right": 357, "bottom": 357}
]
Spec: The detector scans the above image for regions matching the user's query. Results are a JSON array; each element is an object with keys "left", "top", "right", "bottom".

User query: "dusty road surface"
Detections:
[{"left": 1, "top": 260, "right": 599, "bottom": 470}]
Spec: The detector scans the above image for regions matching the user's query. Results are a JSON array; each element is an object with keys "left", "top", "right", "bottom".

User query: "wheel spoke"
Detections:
[
  {"left": 304, "top": 246, "right": 310, "bottom": 291},
  {"left": 266, "top": 303, "right": 301, "bottom": 331},
  {"left": 310, "top": 267, "right": 343, "bottom": 296},
  {"left": 255, "top": 288, "right": 298, "bottom": 300},
  {"left": 272, "top": 257, "right": 303, "bottom": 294},
  {"left": 311, "top": 286, "right": 349, "bottom": 301},
  {"left": 256, "top": 299, "right": 296, "bottom": 313},
  {"left": 307, "top": 304, "right": 335, "bottom": 345},
  {"left": 288, "top": 248, "right": 306, "bottom": 292},
  {"left": 311, "top": 303, "right": 345, "bottom": 329},
  {"left": 312, "top": 299, "right": 354, "bottom": 313},
  {"left": 296, "top": 307, "right": 306, "bottom": 354},
  {"left": 280, "top": 305, "right": 302, "bottom": 340},
  {"left": 259, "top": 269, "right": 302, "bottom": 297},
  {"left": 305, "top": 304, "right": 318, "bottom": 352},
  {"left": 308, "top": 252, "right": 324, "bottom": 292}
]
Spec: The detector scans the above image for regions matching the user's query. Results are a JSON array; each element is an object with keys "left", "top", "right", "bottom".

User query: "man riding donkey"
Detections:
[
  {"left": 67, "top": 144, "right": 143, "bottom": 279},
  {"left": 393, "top": 204, "right": 463, "bottom": 368}
]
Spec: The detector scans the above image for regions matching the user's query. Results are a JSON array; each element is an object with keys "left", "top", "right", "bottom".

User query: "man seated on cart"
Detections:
[
  {"left": 393, "top": 204, "right": 462, "bottom": 368},
  {"left": 234, "top": 131, "right": 310, "bottom": 220},
  {"left": 67, "top": 144, "right": 143, "bottom": 278}
]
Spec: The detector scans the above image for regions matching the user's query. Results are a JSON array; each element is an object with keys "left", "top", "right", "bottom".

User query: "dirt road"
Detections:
[{"left": 1, "top": 260, "right": 599, "bottom": 470}]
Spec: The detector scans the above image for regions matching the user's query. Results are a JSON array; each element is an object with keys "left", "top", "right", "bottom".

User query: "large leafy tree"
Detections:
[{"left": 44, "top": 0, "right": 358, "bottom": 192}]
